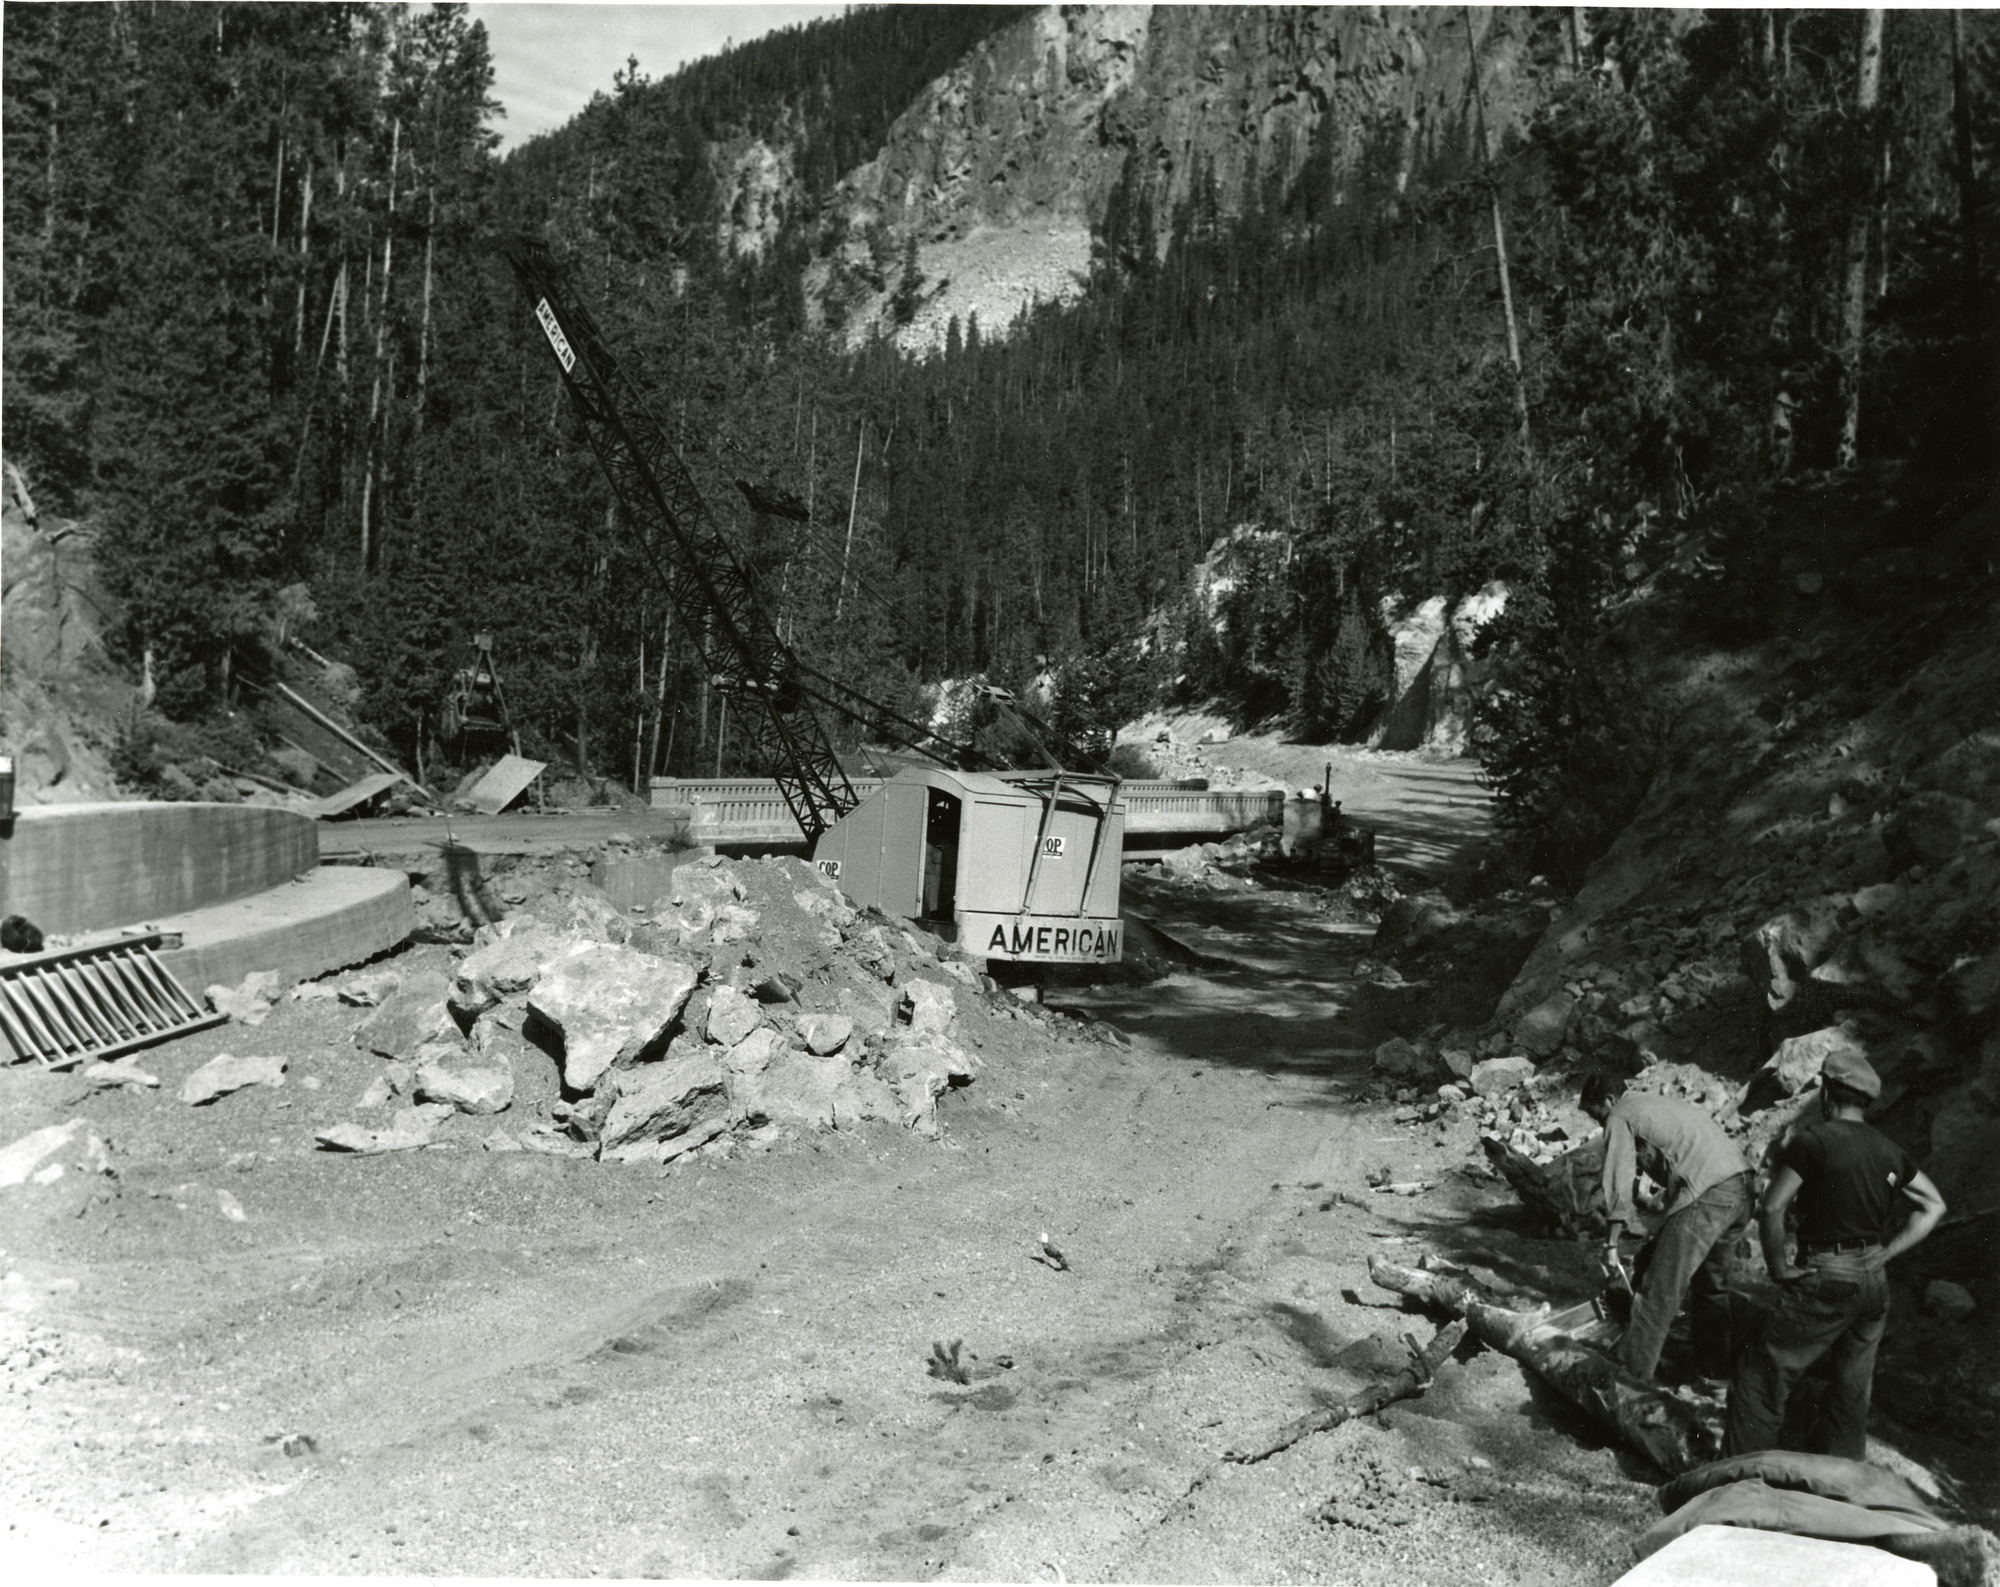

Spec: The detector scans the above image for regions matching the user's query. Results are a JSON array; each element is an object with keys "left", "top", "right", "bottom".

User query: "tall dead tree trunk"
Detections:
[
  {"left": 1465, "top": 7, "right": 1533, "bottom": 465},
  {"left": 360, "top": 115, "right": 400, "bottom": 569},
  {"left": 334, "top": 155, "right": 351, "bottom": 406},
  {"left": 650, "top": 611, "right": 672, "bottom": 777},
  {"left": 416, "top": 184, "right": 436, "bottom": 436},
  {"left": 834, "top": 422, "right": 864, "bottom": 621},
  {"left": 1837, "top": 9, "right": 1887, "bottom": 472},
  {"left": 292, "top": 160, "right": 314, "bottom": 360},
  {"left": 632, "top": 626, "right": 646, "bottom": 794}
]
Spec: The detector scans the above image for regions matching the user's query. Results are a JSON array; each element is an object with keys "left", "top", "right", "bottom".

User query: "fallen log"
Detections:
[
  {"left": 1225, "top": 1318, "right": 1468, "bottom": 1464},
  {"left": 1369, "top": 1254, "right": 1719, "bottom": 1476}
]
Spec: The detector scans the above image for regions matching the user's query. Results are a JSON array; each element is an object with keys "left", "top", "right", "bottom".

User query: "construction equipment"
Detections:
[
  {"left": 502, "top": 241, "right": 1124, "bottom": 963},
  {"left": 441, "top": 632, "right": 521, "bottom": 758}
]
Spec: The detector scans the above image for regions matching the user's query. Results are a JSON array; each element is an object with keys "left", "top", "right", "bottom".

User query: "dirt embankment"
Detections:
[{"left": 1345, "top": 487, "right": 2000, "bottom": 1490}]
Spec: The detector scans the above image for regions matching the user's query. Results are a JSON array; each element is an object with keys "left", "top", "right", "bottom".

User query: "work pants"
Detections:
[
  {"left": 1725, "top": 1250, "right": 1890, "bottom": 1462},
  {"left": 1620, "top": 1171, "right": 1751, "bottom": 1381}
]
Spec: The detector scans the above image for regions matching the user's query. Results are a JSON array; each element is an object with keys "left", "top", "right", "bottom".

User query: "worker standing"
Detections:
[
  {"left": 1725, "top": 1050, "right": 1945, "bottom": 1459},
  {"left": 1579, "top": 1072, "right": 1753, "bottom": 1383}
]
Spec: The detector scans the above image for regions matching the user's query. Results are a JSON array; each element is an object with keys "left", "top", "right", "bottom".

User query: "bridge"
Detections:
[{"left": 650, "top": 777, "right": 1283, "bottom": 852}]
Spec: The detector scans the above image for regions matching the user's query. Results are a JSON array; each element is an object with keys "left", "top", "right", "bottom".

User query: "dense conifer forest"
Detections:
[{"left": 4, "top": 4, "right": 1994, "bottom": 867}]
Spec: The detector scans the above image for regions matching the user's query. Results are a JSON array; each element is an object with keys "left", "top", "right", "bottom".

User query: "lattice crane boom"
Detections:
[{"left": 502, "top": 238, "right": 860, "bottom": 843}]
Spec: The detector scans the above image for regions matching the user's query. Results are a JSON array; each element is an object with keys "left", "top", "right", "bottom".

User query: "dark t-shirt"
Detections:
[{"left": 1778, "top": 1119, "right": 1921, "bottom": 1247}]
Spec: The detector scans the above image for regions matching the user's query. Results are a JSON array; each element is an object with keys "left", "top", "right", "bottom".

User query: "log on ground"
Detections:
[
  {"left": 1369, "top": 1253, "right": 1719, "bottom": 1476},
  {"left": 1226, "top": 1318, "right": 1468, "bottom": 1464}
]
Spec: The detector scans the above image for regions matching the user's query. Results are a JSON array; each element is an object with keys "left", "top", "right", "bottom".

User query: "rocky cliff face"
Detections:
[
  {"left": 1376, "top": 583, "right": 1509, "bottom": 755},
  {"left": 803, "top": 4, "right": 1549, "bottom": 351},
  {"left": 1, "top": 459, "right": 127, "bottom": 805}
]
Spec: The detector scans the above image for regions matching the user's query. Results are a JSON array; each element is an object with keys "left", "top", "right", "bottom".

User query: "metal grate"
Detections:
[{"left": 0, "top": 933, "right": 226, "bottom": 1069}]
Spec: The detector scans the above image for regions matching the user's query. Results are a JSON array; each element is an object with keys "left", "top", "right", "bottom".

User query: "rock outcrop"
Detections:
[
  {"left": 1375, "top": 583, "right": 1509, "bottom": 754},
  {"left": 805, "top": 6, "right": 1561, "bottom": 352}
]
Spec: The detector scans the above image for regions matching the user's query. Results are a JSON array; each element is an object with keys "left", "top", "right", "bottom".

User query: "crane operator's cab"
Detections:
[{"left": 811, "top": 766, "right": 1123, "bottom": 964}]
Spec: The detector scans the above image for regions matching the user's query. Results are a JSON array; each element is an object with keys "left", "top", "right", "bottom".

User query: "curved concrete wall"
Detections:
[{"left": 0, "top": 802, "right": 318, "bottom": 936}]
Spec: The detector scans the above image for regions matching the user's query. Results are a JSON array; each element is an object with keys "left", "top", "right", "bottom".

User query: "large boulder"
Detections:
[
  {"left": 1374, "top": 596, "right": 1450, "bottom": 752},
  {"left": 1373, "top": 1036, "right": 1439, "bottom": 1083},
  {"left": 883, "top": 1040, "right": 976, "bottom": 1137},
  {"left": 180, "top": 1052, "right": 286, "bottom": 1106},
  {"left": 666, "top": 858, "right": 743, "bottom": 936},
  {"left": 1918, "top": 728, "right": 2000, "bottom": 804},
  {"left": 1883, "top": 791, "right": 1977, "bottom": 871},
  {"left": 535, "top": 885, "right": 630, "bottom": 945},
  {"left": 450, "top": 925, "right": 574, "bottom": 1018},
  {"left": 597, "top": 1052, "right": 729, "bottom": 1159},
  {"left": 1374, "top": 893, "right": 1463, "bottom": 954},
  {"left": 413, "top": 1042, "right": 514, "bottom": 1115},
  {"left": 1513, "top": 990, "right": 1576, "bottom": 1058},
  {"left": 316, "top": 1102, "right": 453, "bottom": 1154},
  {"left": 1742, "top": 897, "right": 1852, "bottom": 1013},
  {"left": 353, "top": 969, "right": 456, "bottom": 1059},
  {"left": 528, "top": 943, "right": 700, "bottom": 1093},
  {"left": 705, "top": 983, "right": 764, "bottom": 1048},
  {"left": 1758, "top": 1024, "right": 1869, "bottom": 1100},
  {"left": 1924, "top": 1086, "right": 2000, "bottom": 1219},
  {"left": 1469, "top": 1055, "right": 1536, "bottom": 1099},
  {"left": 726, "top": 1028, "right": 839, "bottom": 1129},
  {"left": 1943, "top": 950, "right": 2000, "bottom": 1034},
  {"left": 902, "top": 980, "right": 957, "bottom": 1038},
  {"left": 797, "top": 1012, "right": 855, "bottom": 1056}
]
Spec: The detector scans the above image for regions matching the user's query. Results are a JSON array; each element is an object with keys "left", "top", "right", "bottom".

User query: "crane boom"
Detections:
[{"left": 502, "top": 239, "right": 859, "bottom": 843}]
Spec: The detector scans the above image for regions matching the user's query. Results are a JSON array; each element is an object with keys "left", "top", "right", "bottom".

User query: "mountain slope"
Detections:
[{"left": 819, "top": 3, "right": 1557, "bottom": 350}]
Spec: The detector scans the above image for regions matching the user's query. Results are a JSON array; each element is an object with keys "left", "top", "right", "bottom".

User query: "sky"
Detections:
[{"left": 470, "top": 2, "right": 850, "bottom": 149}]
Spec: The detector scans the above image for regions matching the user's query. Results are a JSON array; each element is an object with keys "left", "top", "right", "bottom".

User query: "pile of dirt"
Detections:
[{"left": 303, "top": 852, "right": 1123, "bottom": 1167}]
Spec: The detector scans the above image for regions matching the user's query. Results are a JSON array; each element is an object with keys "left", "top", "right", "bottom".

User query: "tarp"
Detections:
[
  {"left": 1660, "top": 1452, "right": 1941, "bottom": 1523},
  {"left": 460, "top": 754, "right": 545, "bottom": 816},
  {"left": 1636, "top": 1478, "right": 1947, "bottom": 1560}
]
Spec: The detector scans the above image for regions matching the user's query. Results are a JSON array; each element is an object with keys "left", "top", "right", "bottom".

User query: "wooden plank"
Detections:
[
  {"left": 312, "top": 771, "right": 402, "bottom": 820},
  {"left": 461, "top": 754, "right": 547, "bottom": 815},
  {"left": 265, "top": 679, "right": 413, "bottom": 785}
]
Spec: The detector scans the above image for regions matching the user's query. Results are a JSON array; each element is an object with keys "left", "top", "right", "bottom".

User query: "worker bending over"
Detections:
[
  {"left": 1580, "top": 1072, "right": 1752, "bottom": 1382},
  {"left": 1726, "top": 1049, "right": 1945, "bottom": 1460}
]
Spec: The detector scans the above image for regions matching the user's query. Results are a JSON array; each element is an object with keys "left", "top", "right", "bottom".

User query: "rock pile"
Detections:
[{"left": 312, "top": 852, "right": 1075, "bottom": 1165}]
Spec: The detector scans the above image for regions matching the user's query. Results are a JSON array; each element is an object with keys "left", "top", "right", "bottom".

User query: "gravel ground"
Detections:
[{"left": 2, "top": 766, "right": 1679, "bottom": 1582}]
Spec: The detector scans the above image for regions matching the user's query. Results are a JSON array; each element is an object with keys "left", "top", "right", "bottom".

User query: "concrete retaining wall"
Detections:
[{"left": 0, "top": 802, "right": 318, "bottom": 936}]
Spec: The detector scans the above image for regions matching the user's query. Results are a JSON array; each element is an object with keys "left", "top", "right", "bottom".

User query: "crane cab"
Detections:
[{"left": 811, "top": 766, "right": 1123, "bottom": 964}]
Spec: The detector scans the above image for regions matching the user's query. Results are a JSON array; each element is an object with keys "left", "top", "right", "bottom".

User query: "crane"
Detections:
[{"left": 501, "top": 239, "right": 1126, "bottom": 965}]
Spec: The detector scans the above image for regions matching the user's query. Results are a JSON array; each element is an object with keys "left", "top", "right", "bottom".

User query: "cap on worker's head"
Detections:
[{"left": 1821, "top": 1047, "right": 1882, "bottom": 1100}]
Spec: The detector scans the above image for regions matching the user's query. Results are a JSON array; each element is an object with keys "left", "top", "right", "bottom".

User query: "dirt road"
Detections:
[{"left": 3, "top": 755, "right": 1672, "bottom": 1583}]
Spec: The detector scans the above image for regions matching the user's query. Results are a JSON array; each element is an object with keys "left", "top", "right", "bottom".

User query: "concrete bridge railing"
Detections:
[{"left": 650, "top": 778, "right": 1283, "bottom": 846}]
